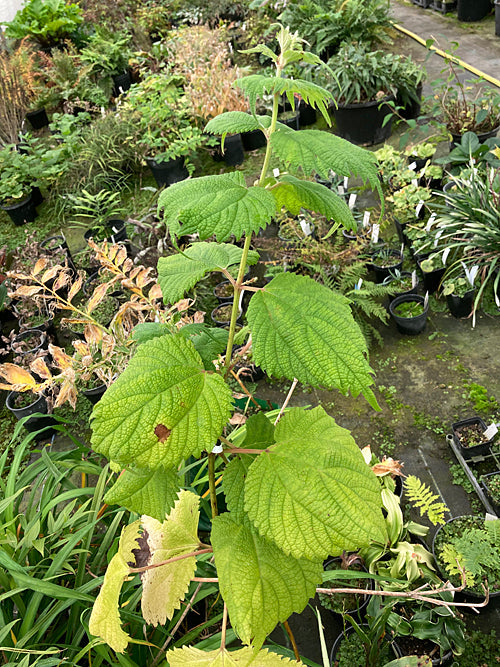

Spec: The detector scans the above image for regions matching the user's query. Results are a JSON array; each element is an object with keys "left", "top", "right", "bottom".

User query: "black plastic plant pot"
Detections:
[
  {"left": 397, "top": 83, "right": 423, "bottom": 121},
  {"left": 482, "top": 472, "right": 500, "bottom": 516},
  {"left": 446, "top": 289, "right": 475, "bottom": 319},
  {"left": 496, "top": 0, "right": 500, "bottom": 37},
  {"left": 82, "top": 383, "right": 108, "bottom": 405},
  {"left": 6, "top": 391, "right": 57, "bottom": 437},
  {"left": 397, "top": 637, "right": 452, "bottom": 666},
  {"left": 452, "top": 416, "right": 495, "bottom": 459},
  {"left": 333, "top": 96, "right": 394, "bottom": 146},
  {"left": 386, "top": 272, "right": 419, "bottom": 303},
  {"left": 432, "top": 0, "right": 457, "bottom": 12},
  {"left": 389, "top": 294, "right": 428, "bottom": 335},
  {"left": 412, "top": 0, "right": 432, "bottom": 6},
  {"left": 457, "top": 0, "right": 491, "bottom": 21},
  {"left": 26, "top": 107, "right": 49, "bottom": 130},
  {"left": 213, "top": 281, "right": 234, "bottom": 304},
  {"left": 450, "top": 126, "right": 499, "bottom": 149},
  {"left": 12, "top": 328, "right": 47, "bottom": 356},
  {"left": 241, "top": 128, "right": 267, "bottom": 151},
  {"left": 370, "top": 251, "right": 403, "bottom": 284},
  {"left": 298, "top": 100, "right": 317, "bottom": 127},
  {"left": 210, "top": 305, "right": 242, "bottom": 329},
  {"left": 84, "top": 219, "right": 128, "bottom": 245},
  {"left": 112, "top": 71, "right": 132, "bottom": 96},
  {"left": 419, "top": 264, "right": 445, "bottom": 295},
  {"left": 278, "top": 112, "right": 300, "bottom": 131},
  {"left": 146, "top": 156, "right": 189, "bottom": 188},
  {"left": 220, "top": 134, "right": 245, "bottom": 166},
  {"left": 0, "top": 194, "right": 38, "bottom": 226},
  {"left": 330, "top": 625, "right": 401, "bottom": 666},
  {"left": 31, "top": 186, "right": 43, "bottom": 207},
  {"left": 320, "top": 557, "right": 373, "bottom": 620}
]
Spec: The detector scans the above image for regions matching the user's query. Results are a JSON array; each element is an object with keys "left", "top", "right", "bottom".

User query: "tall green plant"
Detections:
[{"left": 88, "top": 25, "right": 388, "bottom": 663}]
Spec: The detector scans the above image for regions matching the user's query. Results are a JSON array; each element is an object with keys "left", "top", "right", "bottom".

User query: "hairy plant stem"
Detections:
[{"left": 208, "top": 452, "right": 218, "bottom": 519}]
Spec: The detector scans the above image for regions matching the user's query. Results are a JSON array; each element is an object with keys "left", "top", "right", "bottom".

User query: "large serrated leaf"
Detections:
[
  {"left": 244, "top": 407, "right": 387, "bottom": 560},
  {"left": 91, "top": 334, "right": 233, "bottom": 469},
  {"left": 272, "top": 175, "right": 355, "bottom": 231},
  {"left": 246, "top": 272, "right": 378, "bottom": 408},
  {"left": 157, "top": 172, "right": 276, "bottom": 242},
  {"left": 236, "top": 75, "right": 331, "bottom": 124},
  {"left": 167, "top": 646, "right": 305, "bottom": 666},
  {"left": 141, "top": 490, "right": 200, "bottom": 625},
  {"left": 104, "top": 466, "right": 180, "bottom": 521},
  {"left": 157, "top": 242, "right": 259, "bottom": 304},
  {"left": 211, "top": 513, "right": 322, "bottom": 649},
  {"left": 270, "top": 128, "right": 380, "bottom": 192},
  {"left": 89, "top": 521, "right": 141, "bottom": 653},
  {"left": 205, "top": 111, "right": 265, "bottom": 136}
]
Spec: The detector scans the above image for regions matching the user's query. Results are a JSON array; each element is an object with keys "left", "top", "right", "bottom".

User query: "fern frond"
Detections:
[{"left": 404, "top": 475, "right": 448, "bottom": 525}]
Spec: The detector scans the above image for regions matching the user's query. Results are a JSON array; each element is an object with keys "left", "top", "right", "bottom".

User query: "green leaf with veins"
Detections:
[
  {"left": 205, "top": 111, "right": 269, "bottom": 138},
  {"left": 157, "top": 242, "right": 259, "bottom": 304},
  {"left": 273, "top": 174, "right": 356, "bottom": 231},
  {"left": 91, "top": 333, "right": 232, "bottom": 469},
  {"left": 270, "top": 127, "right": 381, "bottom": 192},
  {"left": 247, "top": 272, "right": 378, "bottom": 408},
  {"left": 211, "top": 512, "right": 322, "bottom": 649},
  {"left": 167, "top": 646, "right": 305, "bottom": 666},
  {"left": 244, "top": 407, "right": 387, "bottom": 559},
  {"left": 157, "top": 172, "right": 276, "bottom": 242},
  {"left": 104, "top": 466, "right": 180, "bottom": 521}
]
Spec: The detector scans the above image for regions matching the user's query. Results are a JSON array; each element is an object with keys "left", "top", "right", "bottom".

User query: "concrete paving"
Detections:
[{"left": 390, "top": 0, "right": 500, "bottom": 83}]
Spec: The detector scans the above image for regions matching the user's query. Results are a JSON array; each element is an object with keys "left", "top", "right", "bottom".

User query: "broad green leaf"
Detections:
[
  {"left": 272, "top": 175, "right": 355, "bottom": 231},
  {"left": 157, "top": 172, "right": 276, "bottom": 242},
  {"left": 104, "top": 466, "right": 180, "bottom": 521},
  {"left": 190, "top": 327, "right": 229, "bottom": 370},
  {"left": 246, "top": 272, "right": 378, "bottom": 408},
  {"left": 236, "top": 75, "right": 332, "bottom": 124},
  {"left": 132, "top": 322, "right": 170, "bottom": 345},
  {"left": 157, "top": 243, "right": 259, "bottom": 304},
  {"left": 91, "top": 334, "right": 233, "bottom": 469},
  {"left": 89, "top": 521, "right": 141, "bottom": 653},
  {"left": 270, "top": 128, "right": 380, "bottom": 192},
  {"left": 141, "top": 490, "right": 200, "bottom": 625},
  {"left": 244, "top": 407, "right": 387, "bottom": 559},
  {"left": 205, "top": 111, "right": 265, "bottom": 137},
  {"left": 211, "top": 513, "right": 322, "bottom": 649},
  {"left": 167, "top": 646, "right": 305, "bottom": 666}
]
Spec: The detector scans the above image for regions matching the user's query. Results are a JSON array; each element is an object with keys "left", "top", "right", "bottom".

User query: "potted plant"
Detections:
[
  {"left": 481, "top": 472, "right": 500, "bottom": 516},
  {"left": 119, "top": 74, "right": 204, "bottom": 186},
  {"left": 319, "top": 552, "right": 373, "bottom": 619},
  {"left": 442, "top": 265, "right": 477, "bottom": 318},
  {"left": 277, "top": 212, "right": 316, "bottom": 246},
  {"left": 405, "top": 142, "right": 437, "bottom": 171},
  {"left": 68, "top": 188, "right": 127, "bottom": 245},
  {"left": 389, "top": 294, "right": 429, "bottom": 335},
  {"left": 387, "top": 184, "right": 431, "bottom": 243},
  {"left": 0, "top": 144, "right": 39, "bottom": 225},
  {"left": 383, "top": 270, "right": 419, "bottom": 302},
  {"left": 419, "top": 253, "right": 447, "bottom": 295},
  {"left": 321, "top": 43, "right": 399, "bottom": 145},
  {"left": 451, "top": 416, "right": 496, "bottom": 458},
  {"left": 369, "top": 247, "right": 403, "bottom": 284},
  {"left": 80, "top": 30, "right": 133, "bottom": 98}
]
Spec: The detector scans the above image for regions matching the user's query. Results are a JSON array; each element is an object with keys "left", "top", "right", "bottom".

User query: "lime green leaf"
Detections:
[
  {"left": 270, "top": 128, "right": 380, "bottom": 191},
  {"left": 157, "top": 172, "right": 276, "bottom": 242},
  {"left": 212, "top": 513, "right": 322, "bottom": 649},
  {"left": 89, "top": 521, "right": 141, "bottom": 653},
  {"left": 167, "top": 646, "right": 305, "bottom": 666},
  {"left": 141, "top": 490, "right": 200, "bottom": 625},
  {"left": 104, "top": 466, "right": 180, "bottom": 521},
  {"left": 244, "top": 407, "right": 387, "bottom": 560},
  {"left": 272, "top": 175, "right": 356, "bottom": 231},
  {"left": 189, "top": 327, "right": 229, "bottom": 370},
  {"left": 132, "top": 322, "right": 170, "bottom": 345},
  {"left": 157, "top": 243, "right": 259, "bottom": 304},
  {"left": 246, "top": 272, "right": 378, "bottom": 408},
  {"left": 205, "top": 111, "right": 266, "bottom": 137},
  {"left": 236, "top": 75, "right": 332, "bottom": 124},
  {"left": 91, "top": 334, "right": 233, "bottom": 469}
]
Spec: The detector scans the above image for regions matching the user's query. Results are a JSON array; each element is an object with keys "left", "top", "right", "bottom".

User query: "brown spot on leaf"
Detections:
[
  {"left": 154, "top": 424, "right": 171, "bottom": 443},
  {"left": 130, "top": 530, "right": 150, "bottom": 570}
]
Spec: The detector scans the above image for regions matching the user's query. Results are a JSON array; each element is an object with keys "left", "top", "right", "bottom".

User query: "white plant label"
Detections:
[
  {"left": 412, "top": 271, "right": 417, "bottom": 287},
  {"left": 343, "top": 176, "right": 349, "bottom": 189},
  {"left": 363, "top": 211, "right": 371, "bottom": 227},
  {"left": 442, "top": 247, "right": 450, "bottom": 264},
  {"left": 412, "top": 179, "right": 418, "bottom": 187},
  {"left": 415, "top": 199, "right": 425, "bottom": 217},
  {"left": 425, "top": 213, "right": 436, "bottom": 231},
  {"left": 371, "top": 223, "right": 380, "bottom": 244},
  {"left": 355, "top": 278, "right": 363, "bottom": 290},
  {"left": 338, "top": 185, "right": 345, "bottom": 195},
  {"left": 408, "top": 161, "right": 417, "bottom": 171},
  {"left": 212, "top": 442, "right": 223, "bottom": 454},
  {"left": 424, "top": 291, "right": 429, "bottom": 309},
  {"left": 330, "top": 170, "right": 337, "bottom": 179},
  {"left": 348, "top": 193, "right": 357, "bottom": 210},
  {"left": 273, "top": 168, "right": 280, "bottom": 178},
  {"left": 483, "top": 424, "right": 498, "bottom": 440},
  {"left": 299, "top": 219, "right": 312, "bottom": 236},
  {"left": 400, "top": 243, "right": 405, "bottom": 256}
]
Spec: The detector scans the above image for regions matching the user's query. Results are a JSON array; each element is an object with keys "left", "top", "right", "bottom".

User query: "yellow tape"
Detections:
[{"left": 393, "top": 23, "right": 500, "bottom": 89}]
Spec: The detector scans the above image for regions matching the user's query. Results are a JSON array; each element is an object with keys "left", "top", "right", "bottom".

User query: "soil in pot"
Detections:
[
  {"left": 211, "top": 304, "right": 242, "bottom": 328},
  {"left": 389, "top": 294, "right": 428, "bottom": 335},
  {"left": 397, "top": 636, "right": 451, "bottom": 666},
  {"left": 386, "top": 272, "right": 418, "bottom": 302},
  {"left": 370, "top": 250, "right": 403, "bottom": 284},
  {"left": 12, "top": 391, "right": 40, "bottom": 410},
  {"left": 214, "top": 281, "right": 234, "bottom": 302},
  {"left": 6, "top": 391, "right": 58, "bottom": 437},
  {"left": 393, "top": 300, "right": 425, "bottom": 318},
  {"left": 319, "top": 557, "right": 371, "bottom": 618},
  {"left": 11, "top": 329, "right": 46, "bottom": 355},
  {"left": 452, "top": 417, "right": 494, "bottom": 458}
]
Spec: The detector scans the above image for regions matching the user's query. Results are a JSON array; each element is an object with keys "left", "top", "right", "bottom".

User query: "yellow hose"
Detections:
[{"left": 393, "top": 23, "right": 500, "bottom": 89}]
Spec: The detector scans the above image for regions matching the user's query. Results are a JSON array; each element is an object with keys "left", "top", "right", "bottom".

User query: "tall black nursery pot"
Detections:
[
  {"left": 212, "top": 134, "right": 245, "bottom": 166},
  {"left": 446, "top": 289, "right": 475, "bottom": 318},
  {"left": 389, "top": 294, "right": 428, "bottom": 335},
  {"left": 333, "top": 95, "right": 394, "bottom": 146},
  {"left": 84, "top": 219, "right": 128, "bottom": 245},
  {"left": 26, "top": 107, "right": 49, "bottom": 130},
  {"left": 1, "top": 194, "right": 38, "bottom": 225},
  {"left": 457, "top": 0, "right": 491, "bottom": 20},
  {"left": 6, "top": 391, "right": 57, "bottom": 438},
  {"left": 146, "top": 156, "right": 189, "bottom": 188},
  {"left": 112, "top": 71, "right": 132, "bottom": 96}
]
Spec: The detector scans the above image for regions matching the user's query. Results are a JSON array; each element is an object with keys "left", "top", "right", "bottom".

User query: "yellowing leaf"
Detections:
[
  {"left": 54, "top": 379, "right": 77, "bottom": 409},
  {"left": 67, "top": 274, "right": 84, "bottom": 303},
  {"left": 53, "top": 270, "right": 70, "bottom": 292},
  {"left": 149, "top": 283, "right": 162, "bottom": 300},
  {"left": 115, "top": 246, "right": 128, "bottom": 267},
  {"left": 167, "top": 646, "right": 305, "bottom": 666},
  {"left": 10, "top": 285, "right": 44, "bottom": 298},
  {"left": 87, "top": 282, "right": 109, "bottom": 315},
  {"left": 0, "top": 364, "right": 37, "bottom": 388},
  {"left": 141, "top": 490, "right": 200, "bottom": 626},
  {"left": 33, "top": 258, "right": 48, "bottom": 276},
  {"left": 41, "top": 265, "right": 61, "bottom": 284},
  {"left": 49, "top": 344, "right": 73, "bottom": 370},
  {"left": 29, "top": 357, "right": 52, "bottom": 380},
  {"left": 89, "top": 521, "right": 141, "bottom": 653},
  {"left": 84, "top": 324, "right": 103, "bottom": 343}
]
